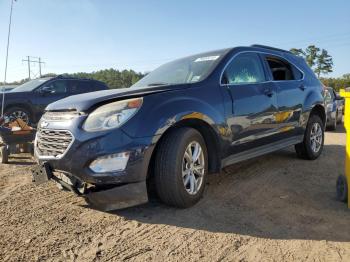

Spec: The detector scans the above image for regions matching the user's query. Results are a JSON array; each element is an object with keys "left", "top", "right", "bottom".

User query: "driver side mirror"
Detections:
[{"left": 40, "top": 86, "right": 54, "bottom": 95}]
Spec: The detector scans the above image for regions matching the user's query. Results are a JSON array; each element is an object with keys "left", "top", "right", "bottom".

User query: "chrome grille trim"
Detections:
[
  {"left": 42, "top": 111, "right": 80, "bottom": 122},
  {"left": 35, "top": 129, "right": 74, "bottom": 159}
]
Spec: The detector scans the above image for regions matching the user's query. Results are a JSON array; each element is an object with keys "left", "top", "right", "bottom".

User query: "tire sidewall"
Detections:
[
  {"left": 174, "top": 130, "right": 208, "bottom": 204},
  {"left": 304, "top": 115, "right": 324, "bottom": 160}
]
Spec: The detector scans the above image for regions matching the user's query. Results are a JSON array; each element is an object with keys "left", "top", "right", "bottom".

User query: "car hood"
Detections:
[{"left": 46, "top": 85, "right": 188, "bottom": 112}]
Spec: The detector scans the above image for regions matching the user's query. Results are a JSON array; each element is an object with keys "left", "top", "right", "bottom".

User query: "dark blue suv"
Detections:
[
  {"left": 33, "top": 45, "right": 326, "bottom": 210},
  {"left": 2, "top": 76, "right": 108, "bottom": 125}
]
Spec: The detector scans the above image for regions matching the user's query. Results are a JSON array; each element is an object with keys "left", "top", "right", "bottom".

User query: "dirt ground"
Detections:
[{"left": 1, "top": 127, "right": 350, "bottom": 262}]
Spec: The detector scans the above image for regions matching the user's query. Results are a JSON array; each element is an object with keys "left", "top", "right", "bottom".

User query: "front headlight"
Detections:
[{"left": 83, "top": 97, "right": 143, "bottom": 132}]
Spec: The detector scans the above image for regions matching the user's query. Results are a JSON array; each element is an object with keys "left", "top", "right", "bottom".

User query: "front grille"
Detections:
[{"left": 36, "top": 129, "right": 74, "bottom": 158}]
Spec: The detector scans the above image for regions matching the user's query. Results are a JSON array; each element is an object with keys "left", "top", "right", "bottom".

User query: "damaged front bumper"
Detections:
[
  {"left": 32, "top": 162, "right": 149, "bottom": 211},
  {"left": 32, "top": 114, "right": 158, "bottom": 211}
]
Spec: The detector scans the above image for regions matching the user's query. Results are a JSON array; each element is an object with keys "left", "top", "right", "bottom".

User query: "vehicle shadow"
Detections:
[
  {"left": 7, "top": 155, "right": 35, "bottom": 166},
  {"left": 112, "top": 144, "right": 350, "bottom": 242}
]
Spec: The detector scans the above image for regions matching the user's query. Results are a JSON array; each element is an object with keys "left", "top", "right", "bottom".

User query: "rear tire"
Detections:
[
  {"left": 337, "top": 111, "right": 342, "bottom": 124},
  {"left": 154, "top": 127, "right": 208, "bottom": 208},
  {"left": 328, "top": 112, "right": 337, "bottom": 131},
  {"left": 295, "top": 114, "right": 324, "bottom": 160}
]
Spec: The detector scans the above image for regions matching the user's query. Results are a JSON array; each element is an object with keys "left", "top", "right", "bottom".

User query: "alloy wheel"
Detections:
[
  {"left": 182, "top": 141, "right": 205, "bottom": 195},
  {"left": 310, "top": 122, "right": 323, "bottom": 153},
  {"left": 9, "top": 110, "right": 29, "bottom": 124}
]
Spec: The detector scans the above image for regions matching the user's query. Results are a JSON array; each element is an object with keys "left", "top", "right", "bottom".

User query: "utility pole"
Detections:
[
  {"left": 39, "top": 57, "right": 43, "bottom": 77},
  {"left": 22, "top": 56, "right": 31, "bottom": 79},
  {"left": 38, "top": 57, "right": 45, "bottom": 77},
  {"left": 22, "top": 56, "right": 45, "bottom": 79}
]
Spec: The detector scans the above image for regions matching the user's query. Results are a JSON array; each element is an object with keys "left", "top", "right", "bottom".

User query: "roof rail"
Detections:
[
  {"left": 54, "top": 74, "right": 94, "bottom": 81},
  {"left": 251, "top": 44, "right": 292, "bottom": 54}
]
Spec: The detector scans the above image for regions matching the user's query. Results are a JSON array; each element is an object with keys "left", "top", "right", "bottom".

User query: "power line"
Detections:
[{"left": 22, "top": 56, "right": 45, "bottom": 79}]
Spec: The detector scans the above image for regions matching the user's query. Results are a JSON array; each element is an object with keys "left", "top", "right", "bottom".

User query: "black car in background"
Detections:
[
  {"left": 2, "top": 76, "right": 108, "bottom": 125},
  {"left": 33, "top": 45, "right": 326, "bottom": 210}
]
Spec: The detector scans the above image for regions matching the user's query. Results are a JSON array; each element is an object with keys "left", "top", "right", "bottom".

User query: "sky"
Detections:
[{"left": 0, "top": 0, "right": 349, "bottom": 82}]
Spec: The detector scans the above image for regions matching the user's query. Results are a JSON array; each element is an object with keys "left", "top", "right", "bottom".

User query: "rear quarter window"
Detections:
[{"left": 93, "top": 81, "right": 108, "bottom": 91}]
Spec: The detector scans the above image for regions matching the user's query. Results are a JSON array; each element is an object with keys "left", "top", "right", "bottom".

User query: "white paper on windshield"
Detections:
[
  {"left": 191, "top": 76, "right": 201, "bottom": 82},
  {"left": 194, "top": 55, "right": 220, "bottom": 62}
]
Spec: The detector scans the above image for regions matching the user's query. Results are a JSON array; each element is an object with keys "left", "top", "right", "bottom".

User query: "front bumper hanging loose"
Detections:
[{"left": 31, "top": 162, "right": 149, "bottom": 211}]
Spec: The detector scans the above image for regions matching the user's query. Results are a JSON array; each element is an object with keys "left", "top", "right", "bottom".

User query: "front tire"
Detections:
[
  {"left": 295, "top": 114, "right": 324, "bottom": 160},
  {"left": 154, "top": 128, "right": 208, "bottom": 208}
]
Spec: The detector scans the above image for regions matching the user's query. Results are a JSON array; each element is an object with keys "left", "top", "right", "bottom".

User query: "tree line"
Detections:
[
  {"left": 1, "top": 69, "right": 145, "bottom": 89},
  {"left": 2, "top": 45, "right": 349, "bottom": 91}
]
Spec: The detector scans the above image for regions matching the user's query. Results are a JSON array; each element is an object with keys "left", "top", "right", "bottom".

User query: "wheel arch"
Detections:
[
  {"left": 309, "top": 104, "right": 326, "bottom": 126},
  {"left": 148, "top": 117, "right": 222, "bottom": 183},
  {"left": 4, "top": 103, "right": 34, "bottom": 121}
]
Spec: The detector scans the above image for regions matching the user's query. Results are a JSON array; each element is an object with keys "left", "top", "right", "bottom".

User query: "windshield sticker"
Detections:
[
  {"left": 194, "top": 55, "right": 220, "bottom": 62},
  {"left": 191, "top": 76, "right": 201, "bottom": 82}
]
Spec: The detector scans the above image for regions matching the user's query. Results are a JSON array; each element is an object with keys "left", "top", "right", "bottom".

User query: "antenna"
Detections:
[{"left": 2, "top": 0, "right": 16, "bottom": 117}]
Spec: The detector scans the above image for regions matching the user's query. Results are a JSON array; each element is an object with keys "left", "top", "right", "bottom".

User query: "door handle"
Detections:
[
  {"left": 263, "top": 88, "right": 273, "bottom": 97},
  {"left": 299, "top": 84, "right": 306, "bottom": 91}
]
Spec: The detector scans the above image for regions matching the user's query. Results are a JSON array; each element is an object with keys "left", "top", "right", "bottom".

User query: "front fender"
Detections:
[{"left": 121, "top": 92, "right": 226, "bottom": 139}]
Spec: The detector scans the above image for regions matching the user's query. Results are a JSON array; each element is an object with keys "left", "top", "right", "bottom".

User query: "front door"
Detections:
[
  {"left": 34, "top": 80, "right": 71, "bottom": 120},
  {"left": 222, "top": 52, "right": 278, "bottom": 154}
]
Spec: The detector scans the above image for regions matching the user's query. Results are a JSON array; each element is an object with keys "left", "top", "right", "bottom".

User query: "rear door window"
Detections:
[
  {"left": 69, "top": 80, "right": 92, "bottom": 94},
  {"left": 265, "top": 56, "right": 303, "bottom": 81}
]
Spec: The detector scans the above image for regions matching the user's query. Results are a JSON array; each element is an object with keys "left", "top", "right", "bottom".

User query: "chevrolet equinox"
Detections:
[{"left": 33, "top": 45, "right": 326, "bottom": 210}]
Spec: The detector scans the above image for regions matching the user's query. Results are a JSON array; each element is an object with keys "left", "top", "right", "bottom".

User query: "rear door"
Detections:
[
  {"left": 261, "top": 54, "right": 305, "bottom": 138},
  {"left": 222, "top": 52, "right": 278, "bottom": 154}
]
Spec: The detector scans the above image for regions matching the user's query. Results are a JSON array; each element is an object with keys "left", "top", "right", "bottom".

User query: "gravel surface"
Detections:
[{"left": 1, "top": 127, "right": 350, "bottom": 261}]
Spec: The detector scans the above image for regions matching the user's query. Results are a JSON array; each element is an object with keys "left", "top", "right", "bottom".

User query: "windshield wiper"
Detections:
[{"left": 147, "top": 82, "right": 169, "bottom": 87}]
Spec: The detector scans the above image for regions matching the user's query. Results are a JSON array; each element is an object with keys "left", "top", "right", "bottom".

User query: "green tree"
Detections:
[
  {"left": 6, "top": 69, "right": 145, "bottom": 89},
  {"left": 314, "top": 49, "right": 333, "bottom": 77},
  {"left": 290, "top": 48, "right": 305, "bottom": 57},
  {"left": 290, "top": 45, "right": 333, "bottom": 77},
  {"left": 304, "top": 45, "right": 320, "bottom": 68}
]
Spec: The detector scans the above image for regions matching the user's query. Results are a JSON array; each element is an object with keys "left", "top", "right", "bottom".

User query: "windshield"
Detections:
[
  {"left": 11, "top": 78, "right": 51, "bottom": 92},
  {"left": 132, "top": 50, "right": 228, "bottom": 88}
]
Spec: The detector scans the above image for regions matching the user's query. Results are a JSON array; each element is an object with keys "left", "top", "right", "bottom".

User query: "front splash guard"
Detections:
[{"left": 84, "top": 181, "right": 148, "bottom": 211}]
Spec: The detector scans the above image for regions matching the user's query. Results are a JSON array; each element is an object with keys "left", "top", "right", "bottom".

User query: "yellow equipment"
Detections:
[{"left": 337, "top": 89, "right": 350, "bottom": 207}]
